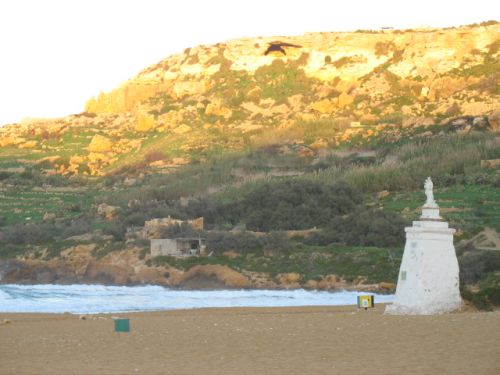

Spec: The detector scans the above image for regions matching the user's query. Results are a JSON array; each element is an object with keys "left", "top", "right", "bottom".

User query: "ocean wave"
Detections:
[{"left": 0, "top": 284, "right": 394, "bottom": 314}]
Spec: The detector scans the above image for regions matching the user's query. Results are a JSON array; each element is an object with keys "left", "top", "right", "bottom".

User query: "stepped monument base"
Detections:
[{"left": 386, "top": 177, "right": 462, "bottom": 315}]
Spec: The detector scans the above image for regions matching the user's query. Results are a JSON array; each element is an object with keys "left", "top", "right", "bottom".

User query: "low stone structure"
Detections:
[
  {"left": 386, "top": 177, "right": 462, "bottom": 315},
  {"left": 126, "top": 216, "right": 204, "bottom": 240},
  {"left": 144, "top": 216, "right": 204, "bottom": 239},
  {"left": 150, "top": 237, "right": 206, "bottom": 257}
]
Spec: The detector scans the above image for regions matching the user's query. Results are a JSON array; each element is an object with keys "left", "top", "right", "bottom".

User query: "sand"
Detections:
[{"left": 1, "top": 305, "right": 499, "bottom": 375}]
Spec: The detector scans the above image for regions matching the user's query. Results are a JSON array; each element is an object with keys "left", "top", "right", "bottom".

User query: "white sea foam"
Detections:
[{"left": 0, "top": 284, "right": 394, "bottom": 314}]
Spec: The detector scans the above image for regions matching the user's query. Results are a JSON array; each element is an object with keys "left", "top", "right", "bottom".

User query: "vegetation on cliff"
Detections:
[{"left": 0, "top": 23, "right": 499, "bottom": 304}]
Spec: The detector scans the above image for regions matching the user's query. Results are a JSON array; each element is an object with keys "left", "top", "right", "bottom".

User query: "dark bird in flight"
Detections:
[{"left": 264, "top": 41, "right": 302, "bottom": 56}]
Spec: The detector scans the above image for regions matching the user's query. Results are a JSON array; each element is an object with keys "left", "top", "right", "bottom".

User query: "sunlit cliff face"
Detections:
[{"left": 0, "top": 23, "right": 498, "bottom": 176}]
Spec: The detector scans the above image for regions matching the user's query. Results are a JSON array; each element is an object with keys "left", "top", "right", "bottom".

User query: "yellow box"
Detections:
[{"left": 357, "top": 295, "right": 374, "bottom": 309}]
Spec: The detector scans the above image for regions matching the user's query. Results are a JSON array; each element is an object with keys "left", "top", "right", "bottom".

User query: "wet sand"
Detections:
[{"left": 1, "top": 305, "right": 499, "bottom": 375}]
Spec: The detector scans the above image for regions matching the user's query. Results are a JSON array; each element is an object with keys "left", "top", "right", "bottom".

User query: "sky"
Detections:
[{"left": 0, "top": 0, "right": 498, "bottom": 126}]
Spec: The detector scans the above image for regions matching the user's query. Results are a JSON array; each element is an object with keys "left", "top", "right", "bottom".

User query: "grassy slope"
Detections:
[
  {"left": 1, "top": 132, "right": 498, "bottom": 292},
  {"left": 1, "top": 132, "right": 498, "bottom": 229}
]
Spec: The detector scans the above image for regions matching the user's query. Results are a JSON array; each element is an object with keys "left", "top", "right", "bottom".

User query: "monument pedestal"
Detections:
[{"left": 386, "top": 180, "right": 462, "bottom": 315}]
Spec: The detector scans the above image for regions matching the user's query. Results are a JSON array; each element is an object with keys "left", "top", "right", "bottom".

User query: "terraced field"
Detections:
[
  {"left": 381, "top": 185, "right": 500, "bottom": 235},
  {"left": 0, "top": 187, "right": 94, "bottom": 225}
]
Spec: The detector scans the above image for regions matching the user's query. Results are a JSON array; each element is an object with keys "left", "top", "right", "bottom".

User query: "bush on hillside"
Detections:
[
  {"left": 0, "top": 218, "right": 91, "bottom": 246},
  {"left": 206, "top": 231, "right": 294, "bottom": 256},
  {"left": 101, "top": 220, "right": 127, "bottom": 241},
  {"left": 306, "top": 209, "right": 407, "bottom": 247},
  {"left": 200, "top": 179, "right": 361, "bottom": 231},
  {"left": 458, "top": 250, "right": 500, "bottom": 285},
  {"left": 461, "top": 282, "right": 500, "bottom": 311},
  {"left": 468, "top": 286, "right": 500, "bottom": 310},
  {"left": 458, "top": 248, "right": 500, "bottom": 310}
]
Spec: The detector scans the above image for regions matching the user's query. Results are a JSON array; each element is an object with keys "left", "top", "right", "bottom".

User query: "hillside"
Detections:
[
  {"left": 0, "top": 22, "right": 498, "bottom": 176},
  {"left": 0, "top": 22, "right": 499, "bottom": 307}
]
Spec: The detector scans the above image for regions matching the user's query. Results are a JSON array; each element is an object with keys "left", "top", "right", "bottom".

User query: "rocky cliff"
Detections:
[
  {"left": 86, "top": 23, "right": 499, "bottom": 114},
  {"left": 0, "top": 245, "right": 394, "bottom": 292},
  {"left": 0, "top": 22, "right": 498, "bottom": 176}
]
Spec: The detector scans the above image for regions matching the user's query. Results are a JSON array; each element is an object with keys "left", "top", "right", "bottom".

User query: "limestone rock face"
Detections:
[
  {"left": 172, "top": 265, "right": 250, "bottom": 289},
  {"left": 19, "top": 140, "right": 38, "bottom": 148},
  {"left": 487, "top": 109, "right": 500, "bottom": 131},
  {"left": 337, "top": 92, "right": 354, "bottom": 108},
  {"left": 309, "top": 138, "right": 328, "bottom": 150},
  {"left": 311, "top": 99, "right": 336, "bottom": 114},
  {"left": 42, "top": 212, "right": 56, "bottom": 221},
  {"left": 88, "top": 135, "right": 113, "bottom": 152},
  {"left": 96, "top": 203, "right": 119, "bottom": 220},
  {"left": 135, "top": 112, "right": 156, "bottom": 132},
  {"left": 1, "top": 23, "right": 498, "bottom": 177},
  {"left": 85, "top": 23, "right": 499, "bottom": 117},
  {"left": 205, "top": 100, "right": 233, "bottom": 118},
  {"left": 276, "top": 272, "right": 301, "bottom": 289},
  {"left": 171, "top": 124, "right": 192, "bottom": 135}
]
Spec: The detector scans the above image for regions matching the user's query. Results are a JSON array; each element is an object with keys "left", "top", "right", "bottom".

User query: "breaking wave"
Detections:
[{"left": 0, "top": 284, "right": 393, "bottom": 314}]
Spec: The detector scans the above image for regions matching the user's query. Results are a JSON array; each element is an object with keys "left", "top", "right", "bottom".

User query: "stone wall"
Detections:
[
  {"left": 150, "top": 239, "right": 178, "bottom": 257},
  {"left": 144, "top": 216, "right": 204, "bottom": 239}
]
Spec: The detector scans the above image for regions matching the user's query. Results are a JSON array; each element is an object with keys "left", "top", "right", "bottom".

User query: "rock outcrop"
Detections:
[
  {"left": 0, "top": 23, "right": 497, "bottom": 176},
  {"left": 172, "top": 265, "right": 250, "bottom": 289},
  {"left": 0, "top": 249, "right": 395, "bottom": 292}
]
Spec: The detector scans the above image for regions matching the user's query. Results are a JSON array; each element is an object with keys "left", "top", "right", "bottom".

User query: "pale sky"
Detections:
[{"left": 0, "top": 0, "right": 498, "bottom": 126}]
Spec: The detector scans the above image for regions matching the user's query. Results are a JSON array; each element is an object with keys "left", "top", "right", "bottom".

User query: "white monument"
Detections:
[{"left": 386, "top": 177, "right": 462, "bottom": 315}]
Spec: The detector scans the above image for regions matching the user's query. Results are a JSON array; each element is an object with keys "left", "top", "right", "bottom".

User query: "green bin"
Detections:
[{"left": 114, "top": 318, "right": 130, "bottom": 333}]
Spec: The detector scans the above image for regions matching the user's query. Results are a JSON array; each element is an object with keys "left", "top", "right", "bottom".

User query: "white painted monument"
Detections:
[{"left": 386, "top": 177, "right": 462, "bottom": 315}]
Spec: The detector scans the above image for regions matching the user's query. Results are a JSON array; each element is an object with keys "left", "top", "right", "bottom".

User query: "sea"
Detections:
[{"left": 0, "top": 284, "right": 394, "bottom": 314}]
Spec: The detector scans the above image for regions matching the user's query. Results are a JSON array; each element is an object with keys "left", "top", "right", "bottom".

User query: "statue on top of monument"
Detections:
[{"left": 424, "top": 177, "right": 436, "bottom": 207}]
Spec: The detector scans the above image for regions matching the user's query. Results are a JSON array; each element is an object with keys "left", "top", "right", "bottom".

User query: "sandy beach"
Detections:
[{"left": 1, "top": 305, "right": 499, "bottom": 375}]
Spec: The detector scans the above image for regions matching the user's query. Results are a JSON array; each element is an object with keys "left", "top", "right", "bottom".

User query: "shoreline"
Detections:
[
  {"left": 0, "top": 282, "right": 393, "bottom": 293},
  {"left": 0, "top": 303, "right": 383, "bottom": 316},
  {"left": 0, "top": 259, "right": 397, "bottom": 293},
  {"left": 0, "top": 284, "right": 395, "bottom": 314},
  {"left": 0, "top": 281, "right": 395, "bottom": 294},
  {"left": 1, "top": 305, "right": 498, "bottom": 375}
]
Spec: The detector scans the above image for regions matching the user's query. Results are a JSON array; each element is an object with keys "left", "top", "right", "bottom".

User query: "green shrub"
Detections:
[
  {"left": 254, "top": 60, "right": 315, "bottom": 103},
  {"left": 139, "top": 247, "right": 149, "bottom": 260},
  {"left": 202, "top": 179, "right": 361, "bottom": 231},
  {"left": 0, "top": 171, "right": 12, "bottom": 180},
  {"left": 123, "top": 212, "right": 149, "bottom": 227},
  {"left": 459, "top": 250, "right": 500, "bottom": 285},
  {"left": 92, "top": 241, "right": 126, "bottom": 259},
  {"left": 205, "top": 231, "right": 294, "bottom": 256},
  {"left": 0, "top": 218, "right": 91, "bottom": 257},
  {"left": 101, "top": 220, "right": 127, "bottom": 241},
  {"left": 307, "top": 209, "right": 407, "bottom": 247},
  {"left": 461, "top": 285, "right": 500, "bottom": 311},
  {"left": 0, "top": 244, "right": 24, "bottom": 259}
]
